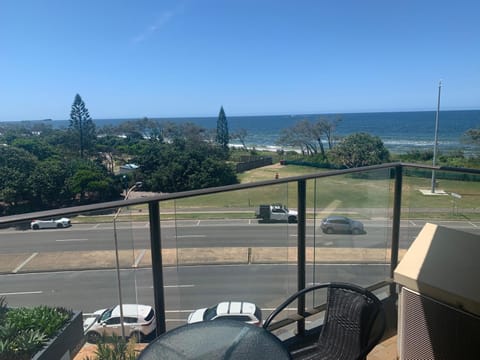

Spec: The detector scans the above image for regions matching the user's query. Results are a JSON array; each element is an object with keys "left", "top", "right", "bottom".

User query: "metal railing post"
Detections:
[
  {"left": 149, "top": 201, "right": 166, "bottom": 336},
  {"left": 297, "top": 179, "right": 307, "bottom": 335},
  {"left": 390, "top": 165, "right": 402, "bottom": 295}
]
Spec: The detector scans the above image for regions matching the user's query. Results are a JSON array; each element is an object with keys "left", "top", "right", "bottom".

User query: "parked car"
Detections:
[
  {"left": 187, "top": 301, "right": 262, "bottom": 326},
  {"left": 320, "top": 216, "right": 365, "bottom": 234},
  {"left": 83, "top": 304, "right": 156, "bottom": 343},
  {"left": 30, "top": 217, "right": 71, "bottom": 230}
]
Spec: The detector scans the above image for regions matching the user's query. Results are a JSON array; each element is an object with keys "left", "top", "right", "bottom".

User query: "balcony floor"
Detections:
[{"left": 368, "top": 335, "right": 398, "bottom": 360}]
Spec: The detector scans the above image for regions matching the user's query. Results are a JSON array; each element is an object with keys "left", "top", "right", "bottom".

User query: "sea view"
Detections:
[{"left": 17, "top": 109, "right": 480, "bottom": 155}]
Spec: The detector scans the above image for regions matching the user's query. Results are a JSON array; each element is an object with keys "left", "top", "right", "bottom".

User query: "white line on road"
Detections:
[
  {"left": 176, "top": 235, "right": 206, "bottom": 238},
  {"left": 133, "top": 249, "right": 146, "bottom": 268},
  {"left": 468, "top": 221, "right": 478, "bottom": 228},
  {"left": 56, "top": 239, "right": 88, "bottom": 242},
  {"left": 164, "top": 285, "right": 195, "bottom": 288},
  {"left": 409, "top": 220, "right": 417, "bottom": 226},
  {"left": 13, "top": 252, "right": 38, "bottom": 273},
  {"left": 0, "top": 291, "right": 43, "bottom": 296}
]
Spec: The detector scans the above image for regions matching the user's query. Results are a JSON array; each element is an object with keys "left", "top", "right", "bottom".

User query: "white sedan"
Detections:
[{"left": 30, "top": 218, "right": 71, "bottom": 230}]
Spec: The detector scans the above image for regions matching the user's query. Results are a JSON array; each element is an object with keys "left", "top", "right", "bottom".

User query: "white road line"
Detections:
[
  {"left": 93, "top": 224, "right": 101, "bottom": 228},
  {"left": 13, "top": 252, "right": 38, "bottom": 273},
  {"left": 468, "top": 221, "right": 478, "bottom": 228},
  {"left": 133, "top": 249, "right": 146, "bottom": 268},
  {"left": 56, "top": 238, "right": 88, "bottom": 242},
  {"left": 164, "top": 285, "right": 195, "bottom": 288},
  {"left": 196, "top": 220, "right": 201, "bottom": 226},
  {"left": 176, "top": 235, "right": 206, "bottom": 238},
  {"left": 0, "top": 291, "right": 43, "bottom": 296},
  {"left": 409, "top": 220, "right": 417, "bottom": 226}
]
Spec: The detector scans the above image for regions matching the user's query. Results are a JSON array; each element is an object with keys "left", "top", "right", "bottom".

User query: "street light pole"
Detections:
[
  {"left": 431, "top": 81, "right": 442, "bottom": 194},
  {"left": 113, "top": 181, "right": 142, "bottom": 339}
]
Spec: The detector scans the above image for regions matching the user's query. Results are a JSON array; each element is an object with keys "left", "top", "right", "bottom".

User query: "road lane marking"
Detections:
[
  {"left": 468, "top": 221, "right": 478, "bottom": 228},
  {"left": 0, "top": 291, "right": 43, "bottom": 296},
  {"left": 409, "top": 220, "right": 417, "bottom": 226},
  {"left": 13, "top": 252, "right": 38, "bottom": 273},
  {"left": 176, "top": 235, "right": 206, "bottom": 238},
  {"left": 132, "top": 249, "right": 146, "bottom": 268},
  {"left": 56, "top": 238, "right": 88, "bottom": 242}
]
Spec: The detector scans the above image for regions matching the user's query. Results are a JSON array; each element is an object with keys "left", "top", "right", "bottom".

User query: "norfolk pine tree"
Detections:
[
  {"left": 215, "top": 106, "right": 229, "bottom": 155},
  {"left": 69, "top": 94, "right": 96, "bottom": 158}
]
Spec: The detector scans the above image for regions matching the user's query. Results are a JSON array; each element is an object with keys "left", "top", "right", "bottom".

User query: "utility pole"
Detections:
[
  {"left": 113, "top": 181, "right": 142, "bottom": 339},
  {"left": 431, "top": 81, "right": 442, "bottom": 193}
]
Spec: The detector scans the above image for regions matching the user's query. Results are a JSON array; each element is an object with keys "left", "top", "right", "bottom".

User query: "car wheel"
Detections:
[
  {"left": 325, "top": 228, "right": 334, "bottom": 234},
  {"left": 352, "top": 228, "right": 361, "bottom": 235},
  {"left": 32, "top": 224, "right": 39, "bottom": 230},
  {"left": 131, "top": 331, "right": 143, "bottom": 343},
  {"left": 288, "top": 216, "right": 297, "bottom": 223},
  {"left": 57, "top": 223, "right": 63, "bottom": 228},
  {"left": 86, "top": 331, "right": 101, "bottom": 344}
]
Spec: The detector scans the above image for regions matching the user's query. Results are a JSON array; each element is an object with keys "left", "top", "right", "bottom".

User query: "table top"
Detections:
[{"left": 138, "top": 320, "right": 292, "bottom": 360}]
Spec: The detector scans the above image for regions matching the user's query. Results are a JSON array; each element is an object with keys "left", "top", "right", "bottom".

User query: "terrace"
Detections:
[{"left": 1, "top": 162, "right": 479, "bottom": 359}]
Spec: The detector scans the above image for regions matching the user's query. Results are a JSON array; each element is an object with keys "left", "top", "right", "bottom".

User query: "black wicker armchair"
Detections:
[{"left": 263, "top": 282, "right": 386, "bottom": 360}]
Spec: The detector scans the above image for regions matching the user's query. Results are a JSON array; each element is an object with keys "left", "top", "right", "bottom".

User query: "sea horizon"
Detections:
[{"left": 2, "top": 109, "right": 479, "bottom": 155}]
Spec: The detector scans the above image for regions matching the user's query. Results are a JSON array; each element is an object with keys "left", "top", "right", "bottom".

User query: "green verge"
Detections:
[{"left": 73, "top": 163, "right": 480, "bottom": 223}]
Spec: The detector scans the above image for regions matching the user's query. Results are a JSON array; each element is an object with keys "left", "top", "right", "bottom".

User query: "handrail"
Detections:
[{"left": 3, "top": 162, "right": 479, "bottom": 227}]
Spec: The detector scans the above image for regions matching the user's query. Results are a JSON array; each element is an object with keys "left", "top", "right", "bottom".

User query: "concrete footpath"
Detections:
[{"left": 0, "top": 247, "right": 406, "bottom": 274}]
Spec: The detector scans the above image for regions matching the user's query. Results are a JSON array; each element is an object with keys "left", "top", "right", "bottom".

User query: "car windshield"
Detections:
[
  {"left": 100, "top": 308, "right": 113, "bottom": 322},
  {"left": 203, "top": 306, "right": 218, "bottom": 321}
]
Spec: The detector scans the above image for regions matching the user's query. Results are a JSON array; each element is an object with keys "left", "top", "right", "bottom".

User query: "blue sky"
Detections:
[{"left": 1, "top": 0, "right": 479, "bottom": 121}]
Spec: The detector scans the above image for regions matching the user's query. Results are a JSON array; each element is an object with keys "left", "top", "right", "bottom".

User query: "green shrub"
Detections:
[
  {"left": 84, "top": 334, "right": 138, "bottom": 360},
  {"left": 0, "top": 297, "right": 73, "bottom": 360}
]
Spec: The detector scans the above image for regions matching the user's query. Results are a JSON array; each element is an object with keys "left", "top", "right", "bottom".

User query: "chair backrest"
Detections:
[
  {"left": 263, "top": 282, "right": 385, "bottom": 360},
  {"left": 317, "top": 283, "right": 385, "bottom": 360}
]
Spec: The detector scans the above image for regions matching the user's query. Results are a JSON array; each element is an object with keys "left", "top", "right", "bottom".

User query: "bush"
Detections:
[
  {"left": 84, "top": 334, "right": 138, "bottom": 360},
  {"left": 0, "top": 297, "right": 73, "bottom": 360}
]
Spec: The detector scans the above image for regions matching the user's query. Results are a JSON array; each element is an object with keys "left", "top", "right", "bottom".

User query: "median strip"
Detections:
[{"left": 0, "top": 247, "right": 407, "bottom": 274}]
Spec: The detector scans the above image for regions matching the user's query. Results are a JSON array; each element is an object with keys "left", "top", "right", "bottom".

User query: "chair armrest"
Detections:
[{"left": 263, "top": 283, "right": 330, "bottom": 329}]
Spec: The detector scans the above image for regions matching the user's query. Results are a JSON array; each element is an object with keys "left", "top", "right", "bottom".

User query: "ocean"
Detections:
[{"left": 42, "top": 110, "right": 480, "bottom": 155}]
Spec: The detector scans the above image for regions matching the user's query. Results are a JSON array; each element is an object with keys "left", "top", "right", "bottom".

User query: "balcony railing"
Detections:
[{"left": 1, "top": 162, "right": 479, "bottom": 346}]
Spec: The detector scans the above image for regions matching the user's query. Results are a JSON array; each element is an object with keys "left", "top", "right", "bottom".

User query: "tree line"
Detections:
[
  {"left": 1, "top": 94, "right": 479, "bottom": 215},
  {"left": 0, "top": 96, "right": 236, "bottom": 215}
]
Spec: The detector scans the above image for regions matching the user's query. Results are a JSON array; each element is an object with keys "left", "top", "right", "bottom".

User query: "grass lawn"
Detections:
[{"left": 77, "top": 163, "right": 480, "bottom": 222}]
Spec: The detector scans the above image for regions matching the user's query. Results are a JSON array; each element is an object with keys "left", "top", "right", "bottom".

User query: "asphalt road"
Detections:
[
  {"left": 0, "top": 263, "right": 390, "bottom": 331},
  {"left": 1, "top": 218, "right": 479, "bottom": 333},
  {"left": 1, "top": 219, "right": 480, "bottom": 254}
]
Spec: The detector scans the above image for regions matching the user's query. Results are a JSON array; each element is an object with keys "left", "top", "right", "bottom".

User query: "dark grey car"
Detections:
[{"left": 320, "top": 216, "right": 364, "bottom": 234}]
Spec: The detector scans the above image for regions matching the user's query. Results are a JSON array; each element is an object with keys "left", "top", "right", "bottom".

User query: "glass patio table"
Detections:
[{"left": 138, "top": 319, "right": 292, "bottom": 360}]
